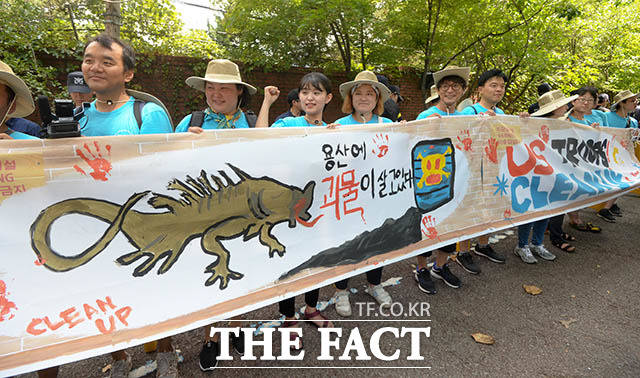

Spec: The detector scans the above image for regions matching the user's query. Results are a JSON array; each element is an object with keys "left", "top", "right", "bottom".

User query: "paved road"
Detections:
[{"left": 19, "top": 195, "right": 640, "bottom": 377}]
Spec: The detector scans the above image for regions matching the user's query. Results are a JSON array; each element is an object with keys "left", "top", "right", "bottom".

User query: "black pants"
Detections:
[
  {"left": 548, "top": 214, "right": 565, "bottom": 244},
  {"left": 279, "top": 289, "right": 319, "bottom": 318},
  {"left": 335, "top": 267, "right": 383, "bottom": 290}
]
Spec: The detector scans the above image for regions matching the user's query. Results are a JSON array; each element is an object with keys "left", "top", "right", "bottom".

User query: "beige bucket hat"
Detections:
[
  {"left": 531, "top": 90, "right": 578, "bottom": 117},
  {"left": 424, "top": 85, "right": 438, "bottom": 104},
  {"left": 612, "top": 90, "right": 638, "bottom": 107},
  {"left": 126, "top": 89, "right": 174, "bottom": 126},
  {"left": 433, "top": 66, "right": 470, "bottom": 87},
  {"left": 0, "top": 59, "right": 35, "bottom": 118},
  {"left": 185, "top": 59, "right": 257, "bottom": 95},
  {"left": 339, "top": 70, "right": 391, "bottom": 103}
]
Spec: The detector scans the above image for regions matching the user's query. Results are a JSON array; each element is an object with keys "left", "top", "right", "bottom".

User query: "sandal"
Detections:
[
  {"left": 584, "top": 222, "right": 601, "bottom": 233},
  {"left": 569, "top": 222, "right": 601, "bottom": 233},
  {"left": 282, "top": 320, "right": 303, "bottom": 350},
  {"left": 552, "top": 239, "right": 576, "bottom": 253},
  {"left": 303, "top": 309, "right": 333, "bottom": 328},
  {"left": 561, "top": 232, "right": 576, "bottom": 242}
]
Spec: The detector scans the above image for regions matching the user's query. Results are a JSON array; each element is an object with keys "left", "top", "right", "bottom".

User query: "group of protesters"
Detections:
[{"left": 1, "top": 33, "right": 638, "bottom": 377}]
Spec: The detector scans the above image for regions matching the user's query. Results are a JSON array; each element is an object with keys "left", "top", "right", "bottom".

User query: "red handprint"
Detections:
[
  {"left": 421, "top": 215, "right": 439, "bottom": 240},
  {"left": 485, "top": 137, "right": 499, "bottom": 164},
  {"left": 455, "top": 129, "right": 473, "bottom": 152},
  {"left": 621, "top": 139, "right": 629, "bottom": 149},
  {"left": 73, "top": 142, "right": 113, "bottom": 181},
  {"left": 503, "top": 208, "right": 512, "bottom": 219},
  {"left": 0, "top": 280, "right": 17, "bottom": 322},
  {"left": 539, "top": 125, "right": 550, "bottom": 143},
  {"left": 372, "top": 133, "right": 390, "bottom": 158}
]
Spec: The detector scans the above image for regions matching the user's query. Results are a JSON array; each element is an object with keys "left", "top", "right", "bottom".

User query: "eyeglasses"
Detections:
[
  {"left": 440, "top": 83, "right": 462, "bottom": 91},
  {"left": 576, "top": 97, "right": 595, "bottom": 104}
]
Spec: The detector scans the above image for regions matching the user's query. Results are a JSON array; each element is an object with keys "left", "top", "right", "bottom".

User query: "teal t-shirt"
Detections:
[
  {"left": 6, "top": 128, "right": 39, "bottom": 140},
  {"left": 604, "top": 111, "right": 639, "bottom": 128},
  {"left": 334, "top": 114, "right": 392, "bottom": 125},
  {"left": 568, "top": 111, "right": 608, "bottom": 127},
  {"left": 175, "top": 108, "right": 249, "bottom": 132},
  {"left": 272, "top": 116, "right": 326, "bottom": 128},
  {"left": 459, "top": 103, "right": 505, "bottom": 115},
  {"left": 79, "top": 97, "right": 173, "bottom": 136},
  {"left": 416, "top": 106, "right": 460, "bottom": 119}
]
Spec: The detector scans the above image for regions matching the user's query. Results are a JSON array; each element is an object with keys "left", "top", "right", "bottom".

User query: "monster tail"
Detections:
[{"left": 30, "top": 191, "right": 149, "bottom": 272}]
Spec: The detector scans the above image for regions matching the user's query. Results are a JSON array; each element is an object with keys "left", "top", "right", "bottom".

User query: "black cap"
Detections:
[
  {"left": 67, "top": 71, "right": 90, "bottom": 94},
  {"left": 537, "top": 83, "right": 552, "bottom": 96}
]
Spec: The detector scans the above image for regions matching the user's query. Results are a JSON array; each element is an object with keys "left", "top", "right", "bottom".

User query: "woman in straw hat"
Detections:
[
  {"left": 333, "top": 70, "right": 392, "bottom": 125},
  {"left": 326, "top": 71, "right": 393, "bottom": 317},
  {"left": 604, "top": 90, "right": 638, "bottom": 129},
  {"left": 0, "top": 59, "right": 38, "bottom": 140},
  {"left": 511, "top": 90, "right": 581, "bottom": 260},
  {"left": 176, "top": 59, "right": 257, "bottom": 133}
]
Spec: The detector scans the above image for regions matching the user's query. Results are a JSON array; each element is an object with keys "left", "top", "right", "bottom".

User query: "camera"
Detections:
[{"left": 37, "top": 96, "right": 83, "bottom": 138}]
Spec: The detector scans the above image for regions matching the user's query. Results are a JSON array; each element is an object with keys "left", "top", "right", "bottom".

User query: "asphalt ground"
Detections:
[{"left": 17, "top": 194, "right": 640, "bottom": 377}]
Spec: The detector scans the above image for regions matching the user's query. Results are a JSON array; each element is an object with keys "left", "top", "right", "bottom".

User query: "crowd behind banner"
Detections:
[{"left": 0, "top": 33, "right": 639, "bottom": 378}]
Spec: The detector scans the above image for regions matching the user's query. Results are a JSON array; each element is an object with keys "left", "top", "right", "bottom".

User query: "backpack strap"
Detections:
[
  {"left": 244, "top": 110, "right": 257, "bottom": 128},
  {"left": 133, "top": 99, "right": 145, "bottom": 129},
  {"left": 189, "top": 111, "right": 205, "bottom": 127},
  {"left": 472, "top": 105, "right": 478, "bottom": 115}
]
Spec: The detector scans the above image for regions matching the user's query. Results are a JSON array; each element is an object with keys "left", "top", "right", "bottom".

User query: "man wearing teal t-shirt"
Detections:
[
  {"left": 0, "top": 59, "right": 39, "bottom": 140},
  {"left": 568, "top": 87, "right": 608, "bottom": 127},
  {"left": 80, "top": 34, "right": 172, "bottom": 137}
]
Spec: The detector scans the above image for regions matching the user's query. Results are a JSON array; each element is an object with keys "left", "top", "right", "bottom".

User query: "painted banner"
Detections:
[{"left": 1, "top": 115, "right": 639, "bottom": 375}]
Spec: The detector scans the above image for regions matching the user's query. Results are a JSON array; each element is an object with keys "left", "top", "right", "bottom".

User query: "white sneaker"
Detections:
[
  {"left": 334, "top": 290, "right": 352, "bottom": 317},
  {"left": 514, "top": 245, "right": 538, "bottom": 264},
  {"left": 365, "top": 284, "right": 392, "bottom": 307},
  {"left": 530, "top": 244, "right": 556, "bottom": 261}
]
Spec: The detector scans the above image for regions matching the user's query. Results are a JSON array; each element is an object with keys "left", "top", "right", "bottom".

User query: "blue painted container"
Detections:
[{"left": 412, "top": 138, "right": 456, "bottom": 213}]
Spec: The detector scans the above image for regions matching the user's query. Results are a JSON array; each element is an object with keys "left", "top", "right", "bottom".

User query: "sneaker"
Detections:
[
  {"left": 156, "top": 350, "right": 178, "bottom": 378},
  {"left": 365, "top": 284, "right": 392, "bottom": 307},
  {"left": 430, "top": 264, "right": 461, "bottom": 288},
  {"left": 610, "top": 204, "right": 622, "bottom": 216},
  {"left": 199, "top": 341, "right": 219, "bottom": 371},
  {"left": 455, "top": 251, "right": 480, "bottom": 274},
  {"left": 110, "top": 354, "right": 132, "bottom": 378},
  {"left": 335, "top": 290, "right": 352, "bottom": 317},
  {"left": 414, "top": 267, "right": 437, "bottom": 294},
  {"left": 530, "top": 244, "right": 556, "bottom": 261},
  {"left": 474, "top": 244, "right": 506, "bottom": 264},
  {"left": 230, "top": 330, "right": 245, "bottom": 355},
  {"left": 597, "top": 208, "right": 616, "bottom": 223},
  {"left": 514, "top": 245, "right": 537, "bottom": 264}
]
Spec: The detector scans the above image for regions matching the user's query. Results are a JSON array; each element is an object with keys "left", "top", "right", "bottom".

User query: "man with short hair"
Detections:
[
  {"left": 67, "top": 71, "right": 93, "bottom": 108},
  {"left": 456, "top": 69, "right": 509, "bottom": 275},
  {"left": 567, "top": 86, "right": 608, "bottom": 127},
  {"left": 377, "top": 74, "right": 401, "bottom": 122},
  {"left": 0, "top": 59, "right": 38, "bottom": 140},
  {"left": 79, "top": 34, "right": 172, "bottom": 136},
  {"left": 275, "top": 88, "right": 304, "bottom": 121},
  {"left": 414, "top": 66, "right": 471, "bottom": 294}
]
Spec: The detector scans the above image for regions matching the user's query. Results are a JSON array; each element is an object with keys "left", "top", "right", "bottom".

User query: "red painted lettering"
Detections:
[
  {"left": 115, "top": 306, "right": 132, "bottom": 326},
  {"left": 60, "top": 307, "right": 84, "bottom": 329},
  {"left": 530, "top": 140, "right": 554, "bottom": 175},
  {"left": 507, "top": 144, "right": 536, "bottom": 177},
  {"left": 26, "top": 318, "right": 46, "bottom": 335},
  {"left": 83, "top": 303, "right": 98, "bottom": 320},
  {"left": 96, "top": 296, "right": 116, "bottom": 313},
  {"left": 95, "top": 316, "right": 116, "bottom": 334},
  {"left": 43, "top": 315, "right": 65, "bottom": 331}
]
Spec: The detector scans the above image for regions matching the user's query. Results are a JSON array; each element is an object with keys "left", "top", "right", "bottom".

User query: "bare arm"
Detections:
[{"left": 256, "top": 86, "right": 280, "bottom": 128}]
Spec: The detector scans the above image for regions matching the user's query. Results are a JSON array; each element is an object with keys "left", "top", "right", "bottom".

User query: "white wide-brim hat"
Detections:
[
  {"left": 185, "top": 59, "right": 257, "bottom": 95},
  {"left": 433, "top": 66, "right": 470, "bottom": 87},
  {"left": 424, "top": 85, "right": 438, "bottom": 104},
  {"left": 612, "top": 90, "right": 638, "bottom": 107},
  {"left": 339, "top": 70, "right": 391, "bottom": 103},
  {"left": 531, "top": 90, "right": 578, "bottom": 117},
  {"left": 126, "top": 89, "right": 174, "bottom": 126},
  {"left": 0, "top": 59, "right": 35, "bottom": 118}
]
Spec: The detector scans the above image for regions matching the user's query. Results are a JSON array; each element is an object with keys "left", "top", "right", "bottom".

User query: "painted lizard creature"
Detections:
[{"left": 30, "top": 164, "right": 321, "bottom": 289}]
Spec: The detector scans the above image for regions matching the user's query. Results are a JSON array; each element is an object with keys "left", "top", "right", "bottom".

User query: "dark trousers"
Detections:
[
  {"left": 548, "top": 214, "right": 565, "bottom": 244},
  {"left": 279, "top": 289, "right": 320, "bottom": 318},
  {"left": 335, "top": 267, "right": 383, "bottom": 290}
]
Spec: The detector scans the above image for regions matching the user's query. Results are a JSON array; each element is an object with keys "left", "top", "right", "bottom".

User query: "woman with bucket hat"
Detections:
[
  {"left": 329, "top": 71, "right": 393, "bottom": 316},
  {"left": 176, "top": 59, "right": 257, "bottom": 133},
  {"left": 0, "top": 59, "right": 38, "bottom": 140},
  {"left": 604, "top": 90, "right": 639, "bottom": 129}
]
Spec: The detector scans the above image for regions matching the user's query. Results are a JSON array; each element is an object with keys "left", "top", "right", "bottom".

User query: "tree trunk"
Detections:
[{"left": 104, "top": 0, "right": 121, "bottom": 37}]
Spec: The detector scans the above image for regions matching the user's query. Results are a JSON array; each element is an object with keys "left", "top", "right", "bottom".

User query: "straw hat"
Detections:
[
  {"left": 339, "top": 71, "right": 391, "bottom": 103},
  {"left": 0, "top": 59, "right": 35, "bottom": 118},
  {"left": 433, "top": 66, "right": 470, "bottom": 87},
  {"left": 424, "top": 85, "right": 439, "bottom": 104},
  {"left": 126, "top": 89, "right": 174, "bottom": 126},
  {"left": 185, "top": 59, "right": 256, "bottom": 95},
  {"left": 612, "top": 90, "right": 638, "bottom": 107},
  {"left": 531, "top": 90, "right": 578, "bottom": 117}
]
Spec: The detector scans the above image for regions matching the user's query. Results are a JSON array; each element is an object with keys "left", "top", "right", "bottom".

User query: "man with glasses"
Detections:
[{"left": 414, "top": 66, "right": 470, "bottom": 294}]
